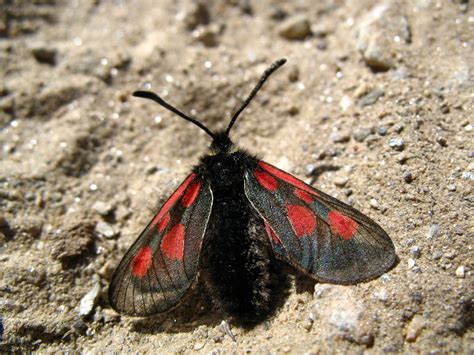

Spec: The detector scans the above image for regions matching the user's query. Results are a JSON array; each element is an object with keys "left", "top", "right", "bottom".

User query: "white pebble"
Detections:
[
  {"left": 370, "top": 198, "right": 379, "bottom": 209},
  {"left": 79, "top": 282, "right": 101, "bottom": 317},
  {"left": 455, "top": 266, "right": 465, "bottom": 278}
]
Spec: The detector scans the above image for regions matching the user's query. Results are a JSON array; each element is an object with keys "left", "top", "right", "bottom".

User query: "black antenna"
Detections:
[
  {"left": 225, "top": 58, "right": 287, "bottom": 136},
  {"left": 132, "top": 91, "right": 216, "bottom": 139}
]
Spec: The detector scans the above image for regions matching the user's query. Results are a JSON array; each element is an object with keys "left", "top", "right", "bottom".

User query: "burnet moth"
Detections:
[{"left": 109, "top": 59, "right": 396, "bottom": 324}]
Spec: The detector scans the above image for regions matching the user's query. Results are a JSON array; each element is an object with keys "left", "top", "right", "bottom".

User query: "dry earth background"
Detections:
[{"left": 0, "top": 0, "right": 472, "bottom": 353}]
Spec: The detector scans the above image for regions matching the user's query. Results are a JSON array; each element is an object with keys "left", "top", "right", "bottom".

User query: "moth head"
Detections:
[{"left": 209, "top": 130, "right": 233, "bottom": 154}]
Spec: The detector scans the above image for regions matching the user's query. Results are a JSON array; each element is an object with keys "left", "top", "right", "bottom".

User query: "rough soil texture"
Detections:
[{"left": 0, "top": 0, "right": 472, "bottom": 353}]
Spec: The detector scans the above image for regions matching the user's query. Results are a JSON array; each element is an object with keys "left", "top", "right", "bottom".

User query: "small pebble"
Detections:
[
  {"left": 95, "top": 221, "right": 120, "bottom": 239},
  {"left": 404, "top": 238, "right": 415, "bottom": 246},
  {"left": 23, "top": 217, "right": 44, "bottom": 239},
  {"left": 440, "top": 104, "right": 450, "bottom": 114},
  {"left": 358, "top": 334, "right": 374, "bottom": 347},
  {"left": 324, "top": 147, "right": 338, "bottom": 157},
  {"left": 334, "top": 177, "right": 349, "bottom": 188},
  {"left": 393, "top": 124, "right": 404, "bottom": 133},
  {"left": 31, "top": 43, "right": 57, "bottom": 65},
  {"left": 339, "top": 95, "right": 353, "bottom": 111},
  {"left": 358, "top": 88, "right": 384, "bottom": 107},
  {"left": 447, "top": 184, "right": 456, "bottom": 192},
  {"left": 92, "top": 201, "right": 114, "bottom": 216},
  {"left": 444, "top": 250, "right": 457, "bottom": 259},
  {"left": 436, "top": 136, "right": 448, "bottom": 147},
  {"left": 302, "top": 318, "right": 313, "bottom": 331},
  {"left": 93, "top": 307, "right": 104, "bottom": 323},
  {"left": 212, "top": 335, "right": 223, "bottom": 343},
  {"left": 278, "top": 15, "right": 311, "bottom": 40},
  {"left": 305, "top": 164, "right": 315, "bottom": 177},
  {"left": 403, "top": 171, "right": 413, "bottom": 183},
  {"left": 356, "top": 3, "right": 410, "bottom": 71},
  {"left": 397, "top": 153, "right": 408, "bottom": 164},
  {"left": 194, "top": 342, "right": 205, "bottom": 351},
  {"left": 146, "top": 165, "right": 159, "bottom": 175},
  {"left": 427, "top": 224, "right": 440, "bottom": 239},
  {"left": 432, "top": 251, "right": 443, "bottom": 260},
  {"left": 406, "top": 315, "right": 425, "bottom": 342},
  {"left": 353, "top": 127, "right": 371, "bottom": 142},
  {"left": 389, "top": 138, "right": 405, "bottom": 151},
  {"left": 462, "top": 171, "right": 474, "bottom": 180},
  {"left": 378, "top": 127, "right": 387, "bottom": 136},
  {"left": 370, "top": 198, "right": 379, "bottom": 209},
  {"left": 103, "top": 308, "right": 120, "bottom": 323},
  {"left": 79, "top": 281, "right": 101, "bottom": 317},
  {"left": 330, "top": 131, "right": 351, "bottom": 143},
  {"left": 455, "top": 266, "right": 465, "bottom": 278},
  {"left": 374, "top": 288, "right": 388, "bottom": 302},
  {"left": 410, "top": 246, "right": 421, "bottom": 258},
  {"left": 407, "top": 259, "right": 416, "bottom": 269},
  {"left": 98, "top": 260, "right": 115, "bottom": 280}
]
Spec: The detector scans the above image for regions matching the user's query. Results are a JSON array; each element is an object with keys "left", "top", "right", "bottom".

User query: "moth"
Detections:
[{"left": 109, "top": 59, "right": 396, "bottom": 324}]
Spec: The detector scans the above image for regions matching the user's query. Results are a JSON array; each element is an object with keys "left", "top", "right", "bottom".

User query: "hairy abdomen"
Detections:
[{"left": 201, "top": 178, "right": 273, "bottom": 324}]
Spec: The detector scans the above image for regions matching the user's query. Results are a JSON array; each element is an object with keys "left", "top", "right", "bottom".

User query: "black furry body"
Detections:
[{"left": 197, "top": 136, "right": 276, "bottom": 323}]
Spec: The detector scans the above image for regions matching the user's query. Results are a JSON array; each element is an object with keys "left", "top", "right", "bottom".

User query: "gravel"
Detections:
[
  {"left": 389, "top": 137, "right": 405, "bottom": 151},
  {"left": 278, "top": 15, "right": 311, "bottom": 40}
]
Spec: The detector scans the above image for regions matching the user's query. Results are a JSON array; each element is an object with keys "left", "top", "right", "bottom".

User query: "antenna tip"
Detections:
[
  {"left": 266, "top": 58, "right": 287, "bottom": 74},
  {"left": 132, "top": 90, "right": 150, "bottom": 98}
]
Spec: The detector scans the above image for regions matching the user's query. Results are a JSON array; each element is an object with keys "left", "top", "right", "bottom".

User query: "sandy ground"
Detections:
[{"left": 0, "top": 0, "right": 472, "bottom": 353}]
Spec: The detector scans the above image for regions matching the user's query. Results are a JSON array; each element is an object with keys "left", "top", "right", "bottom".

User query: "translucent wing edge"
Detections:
[{"left": 108, "top": 174, "right": 213, "bottom": 316}]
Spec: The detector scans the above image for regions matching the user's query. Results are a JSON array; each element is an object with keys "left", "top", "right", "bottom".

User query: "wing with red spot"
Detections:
[
  {"left": 109, "top": 173, "right": 213, "bottom": 316},
  {"left": 244, "top": 161, "right": 396, "bottom": 284}
]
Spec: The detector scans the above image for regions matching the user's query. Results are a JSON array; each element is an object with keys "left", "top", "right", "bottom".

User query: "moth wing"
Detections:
[
  {"left": 109, "top": 173, "right": 213, "bottom": 316},
  {"left": 244, "top": 161, "right": 396, "bottom": 284}
]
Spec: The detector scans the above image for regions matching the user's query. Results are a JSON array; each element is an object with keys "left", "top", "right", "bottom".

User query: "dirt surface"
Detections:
[{"left": 0, "top": 0, "right": 472, "bottom": 353}]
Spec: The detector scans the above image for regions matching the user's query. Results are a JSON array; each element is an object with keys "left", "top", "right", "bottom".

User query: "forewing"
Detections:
[
  {"left": 109, "top": 173, "right": 213, "bottom": 316},
  {"left": 244, "top": 161, "right": 396, "bottom": 284}
]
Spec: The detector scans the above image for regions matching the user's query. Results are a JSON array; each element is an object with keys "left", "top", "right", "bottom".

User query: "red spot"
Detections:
[
  {"left": 254, "top": 169, "right": 278, "bottom": 191},
  {"left": 264, "top": 220, "right": 281, "bottom": 244},
  {"left": 182, "top": 180, "right": 201, "bottom": 207},
  {"left": 286, "top": 204, "right": 317, "bottom": 237},
  {"left": 151, "top": 174, "right": 196, "bottom": 227},
  {"left": 328, "top": 211, "right": 358, "bottom": 240},
  {"left": 131, "top": 246, "right": 153, "bottom": 278},
  {"left": 157, "top": 212, "right": 170, "bottom": 232},
  {"left": 259, "top": 161, "right": 319, "bottom": 196},
  {"left": 161, "top": 223, "right": 185, "bottom": 260},
  {"left": 294, "top": 188, "right": 314, "bottom": 204}
]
